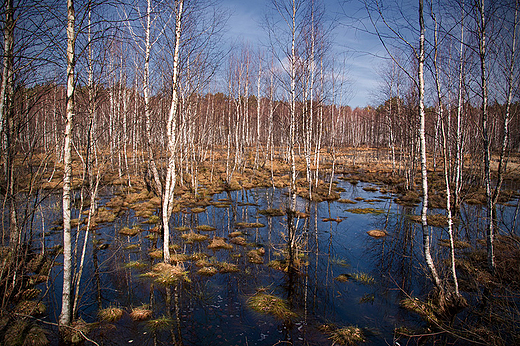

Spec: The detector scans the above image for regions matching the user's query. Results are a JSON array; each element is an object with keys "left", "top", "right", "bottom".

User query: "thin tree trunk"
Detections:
[
  {"left": 419, "top": 0, "right": 442, "bottom": 289},
  {"left": 162, "top": 0, "right": 184, "bottom": 263},
  {"left": 60, "top": 0, "right": 75, "bottom": 327}
]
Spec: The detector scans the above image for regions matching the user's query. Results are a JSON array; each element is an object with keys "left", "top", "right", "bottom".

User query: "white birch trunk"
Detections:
[
  {"left": 60, "top": 0, "right": 75, "bottom": 327},
  {"left": 162, "top": 0, "right": 184, "bottom": 263}
]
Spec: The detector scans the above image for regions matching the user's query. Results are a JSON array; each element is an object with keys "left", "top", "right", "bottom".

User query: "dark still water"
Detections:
[{"left": 37, "top": 179, "right": 518, "bottom": 345}]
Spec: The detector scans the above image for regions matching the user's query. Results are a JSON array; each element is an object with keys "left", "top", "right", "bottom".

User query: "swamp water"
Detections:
[{"left": 38, "top": 180, "right": 519, "bottom": 345}]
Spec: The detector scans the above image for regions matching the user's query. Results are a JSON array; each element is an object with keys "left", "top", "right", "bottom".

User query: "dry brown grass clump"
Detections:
[
  {"left": 191, "top": 207, "right": 206, "bottom": 213},
  {"left": 197, "top": 266, "right": 218, "bottom": 276},
  {"left": 230, "top": 236, "right": 247, "bottom": 246},
  {"left": 181, "top": 232, "right": 208, "bottom": 243},
  {"left": 328, "top": 326, "right": 366, "bottom": 345},
  {"left": 119, "top": 227, "right": 139, "bottom": 237},
  {"left": 335, "top": 274, "right": 350, "bottom": 282},
  {"left": 258, "top": 208, "right": 285, "bottom": 216},
  {"left": 366, "top": 230, "right": 387, "bottom": 238},
  {"left": 146, "top": 316, "right": 173, "bottom": 332},
  {"left": 247, "top": 292, "right": 297, "bottom": 320},
  {"left": 124, "top": 261, "right": 147, "bottom": 269},
  {"left": 98, "top": 307, "right": 124, "bottom": 322},
  {"left": 93, "top": 207, "right": 117, "bottom": 224},
  {"left": 347, "top": 208, "right": 385, "bottom": 215},
  {"left": 395, "top": 190, "right": 421, "bottom": 206},
  {"left": 228, "top": 231, "right": 244, "bottom": 238},
  {"left": 196, "top": 225, "right": 216, "bottom": 232},
  {"left": 218, "top": 262, "right": 239, "bottom": 273},
  {"left": 409, "top": 214, "right": 450, "bottom": 227},
  {"left": 247, "top": 248, "right": 265, "bottom": 264},
  {"left": 143, "top": 263, "right": 189, "bottom": 285},
  {"left": 130, "top": 306, "right": 152, "bottom": 321},
  {"left": 148, "top": 249, "right": 163, "bottom": 259},
  {"left": 236, "top": 222, "right": 265, "bottom": 228},
  {"left": 14, "top": 300, "right": 46, "bottom": 316},
  {"left": 208, "top": 237, "right": 233, "bottom": 250},
  {"left": 338, "top": 199, "right": 357, "bottom": 204},
  {"left": 174, "top": 226, "right": 190, "bottom": 232},
  {"left": 438, "top": 239, "right": 470, "bottom": 249}
]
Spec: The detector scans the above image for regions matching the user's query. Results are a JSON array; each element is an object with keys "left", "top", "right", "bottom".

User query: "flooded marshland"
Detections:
[{"left": 35, "top": 178, "right": 519, "bottom": 345}]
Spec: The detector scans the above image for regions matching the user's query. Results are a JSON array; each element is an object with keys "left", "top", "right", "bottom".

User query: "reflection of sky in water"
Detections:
[{"left": 38, "top": 181, "right": 520, "bottom": 345}]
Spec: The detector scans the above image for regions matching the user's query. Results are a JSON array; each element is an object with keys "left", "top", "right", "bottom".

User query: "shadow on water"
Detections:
[{"left": 37, "top": 180, "right": 520, "bottom": 345}]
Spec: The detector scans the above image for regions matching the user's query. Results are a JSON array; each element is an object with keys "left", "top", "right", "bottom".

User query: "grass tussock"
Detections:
[
  {"left": 327, "top": 326, "right": 366, "bottom": 345},
  {"left": 363, "top": 186, "right": 378, "bottom": 192},
  {"left": 400, "top": 297, "right": 439, "bottom": 324},
  {"left": 258, "top": 208, "right": 285, "bottom": 216},
  {"left": 146, "top": 316, "right": 173, "bottom": 332},
  {"left": 181, "top": 232, "right": 208, "bottom": 243},
  {"left": 130, "top": 306, "right": 152, "bottom": 321},
  {"left": 228, "top": 231, "right": 244, "bottom": 238},
  {"left": 350, "top": 272, "right": 375, "bottom": 285},
  {"left": 170, "top": 253, "right": 190, "bottom": 263},
  {"left": 148, "top": 249, "right": 163, "bottom": 259},
  {"left": 218, "top": 261, "right": 239, "bottom": 273},
  {"left": 174, "top": 226, "right": 190, "bottom": 232},
  {"left": 230, "top": 236, "right": 247, "bottom": 246},
  {"left": 335, "top": 274, "right": 350, "bottom": 282},
  {"left": 207, "top": 237, "right": 233, "bottom": 250},
  {"left": 119, "top": 227, "right": 139, "bottom": 237},
  {"left": 93, "top": 207, "right": 116, "bottom": 224},
  {"left": 366, "top": 230, "right": 387, "bottom": 238},
  {"left": 98, "top": 307, "right": 124, "bottom": 322},
  {"left": 247, "top": 292, "right": 297, "bottom": 320},
  {"left": 143, "top": 215, "right": 160, "bottom": 224},
  {"left": 247, "top": 248, "right": 265, "bottom": 264},
  {"left": 197, "top": 266, "right": 218, "bottom": 276},
  {"left": 14, "top": 300, "right": 46, "bottom": 316},
  {"left": 124, "top": 261, "right": 147, "bottom": 269},
  {"left": 191, "top": 207, "right": 206, "bottom": 213},
  {"left": 409, "top": 214, "right": 451, "bottom": 227},
  {"left": 338, "top": 199, "right": 357, "bottom": 204},
  {"left": 438, "top": 239, "right": 470, "bottom": 249},
  {"left": 322, "top": 217, "right": 343, "bottom": 223},
  {"left": 347, "top": 208, "right": 385, "bottom": 215},
  {"left": 143, "top": 263, "right": 190, "bottom": 285},
  {"left": 395, "top": 191, "right": 421, "bottom": 206},
  {"left": 236, "top": 222, "right": 265, "bottom": 228},
  {"left": 196, "top": 225, "right": 216, "bottom": 232}
]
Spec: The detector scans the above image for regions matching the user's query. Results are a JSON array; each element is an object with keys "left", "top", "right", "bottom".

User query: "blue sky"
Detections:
[{"left": 219, "top": 0, "right": 385, "bottom": 108}]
